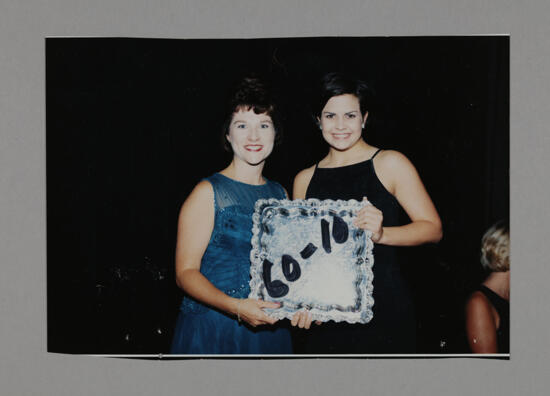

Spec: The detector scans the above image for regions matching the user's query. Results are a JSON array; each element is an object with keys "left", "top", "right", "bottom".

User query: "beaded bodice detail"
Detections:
[{"left": 180, "top": 173, "right": 286, "bottom": 314}]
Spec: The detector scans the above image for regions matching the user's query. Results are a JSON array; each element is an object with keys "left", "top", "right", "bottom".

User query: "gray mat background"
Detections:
[{"left": 1, "top": 0, "right": 548, "bottom": 395}]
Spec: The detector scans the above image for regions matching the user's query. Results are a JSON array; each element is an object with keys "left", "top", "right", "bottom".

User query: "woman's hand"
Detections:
[
  {"left": 290, "top": 310, "right": 322, "bottom": 329},
  {"left": 353, "top": 197, "right": 384, "bottom": 243},
  {"left": 236, "top": 298, "right": 281, "bottom": 327}
]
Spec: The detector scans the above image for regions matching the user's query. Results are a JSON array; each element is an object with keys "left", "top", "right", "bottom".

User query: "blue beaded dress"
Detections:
[{"left": 170, "top": 173, "right": 293, "bottom": 354}]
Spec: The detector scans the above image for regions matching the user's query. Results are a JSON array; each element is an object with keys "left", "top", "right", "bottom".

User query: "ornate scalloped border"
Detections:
[{"left": 249, "top": 198, "right": 375, "bottom": 324}]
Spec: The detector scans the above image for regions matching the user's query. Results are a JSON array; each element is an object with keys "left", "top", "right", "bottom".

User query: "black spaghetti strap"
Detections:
[
  {"left": 310, "top": 162, "right": 320, "bottom": 179},
  {"left": 304, "top": 162, "right": 320, "bottom": 199},
  {"left": 370, "top": 148, "right": 383, "bottom": 160}
]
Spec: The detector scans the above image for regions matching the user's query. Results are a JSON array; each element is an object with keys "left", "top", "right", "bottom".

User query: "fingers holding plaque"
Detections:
[{"left": 249, "top": 199, "right": 374, "bottom": 324}]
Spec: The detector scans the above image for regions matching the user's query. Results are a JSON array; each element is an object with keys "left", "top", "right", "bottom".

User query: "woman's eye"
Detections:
[
  {"left": 236, "top": 124, "right": 246, "bottom": 129},
  {"left": 325, "top": 114, "right": 334, "bottom": 119},
  {"left": 346, "top": 113, "right": 356, "bottom": 119},
  {"left": 261, "top": 124, "right": 271, "bottom": 129}
]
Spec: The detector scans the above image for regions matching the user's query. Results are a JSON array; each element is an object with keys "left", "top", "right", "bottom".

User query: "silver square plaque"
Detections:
[{"left": 249, "top": 198, "right": 374, "bottom": 324}]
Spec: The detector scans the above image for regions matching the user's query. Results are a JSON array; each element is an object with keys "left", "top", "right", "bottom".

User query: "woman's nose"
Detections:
[
  {"left": 248, "top": 127, "right": 260, "bottom": 140},
  {"left": 336, "top": 116, "right": 345, "bottom": 129}
]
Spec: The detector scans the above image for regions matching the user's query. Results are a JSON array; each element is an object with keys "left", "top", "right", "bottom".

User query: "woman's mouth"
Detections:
[
  {"left": 244, "top": 145, "right": 263, "bottom": 152},
  {"left": 331, "top": 133, "right": 352, "bottom": 140}
]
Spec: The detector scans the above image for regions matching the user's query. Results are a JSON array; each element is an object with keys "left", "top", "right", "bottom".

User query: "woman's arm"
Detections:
[
  {"left": 355, "top": 150, "right": 442, "bottom": 246},
  {"left": 175, "top": 180, "right": 279, "bottom": 327},
  {"left": 465, "top": 291, "right": 499, "bottom": 353}
]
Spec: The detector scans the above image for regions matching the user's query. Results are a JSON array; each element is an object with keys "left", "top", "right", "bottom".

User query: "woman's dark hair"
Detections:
[
  {"left": 313, "top": 72, "right": 373, "bottom": 119},
  {"left": 221, "top": 74, "right": 283, "bottom": 152}
]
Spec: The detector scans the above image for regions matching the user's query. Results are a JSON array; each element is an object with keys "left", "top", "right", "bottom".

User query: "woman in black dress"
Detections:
[
  {"left": 465, "top": 221, "right": 510, "bottom": 353},
  {"left": 291, "top": 72, "right": 443, "bottom": 353}
]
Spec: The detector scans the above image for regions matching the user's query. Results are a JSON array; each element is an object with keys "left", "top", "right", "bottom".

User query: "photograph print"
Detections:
[{"left": 46, "top": 36, "right": 509, "bottom": 356}]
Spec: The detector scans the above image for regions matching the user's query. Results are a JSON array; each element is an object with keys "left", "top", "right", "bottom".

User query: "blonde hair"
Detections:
[{"left": 480, "top": 221, "right": 510, "bottom": 272}]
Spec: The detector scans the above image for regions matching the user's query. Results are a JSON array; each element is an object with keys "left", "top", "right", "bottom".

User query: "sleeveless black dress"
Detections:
[
  {"left": 477, "top": 285, "right": 509, "bottom": 353},
  {"left": 296, "top": 149, "right": 417, "bottom": 354}
]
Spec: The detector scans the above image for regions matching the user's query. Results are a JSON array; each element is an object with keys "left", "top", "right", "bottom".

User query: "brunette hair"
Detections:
[
  {"left": 313, "top": 72, "right": 374, "bottom": 120},
  {"left": 221, "top": 74, "right": 283, "bottom": 152}
]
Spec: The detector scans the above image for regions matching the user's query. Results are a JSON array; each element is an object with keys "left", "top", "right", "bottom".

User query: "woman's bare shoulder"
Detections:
[
  {"left": 190, "top": 179, "right": 214, "bottom": 198},
  {"left": 181, "top": 179, "right": 214, "bottom": 211},
  {"left": 293, "top": 165, "right": 317, "bottom": 199},
  {"left": 466, "top": 290, "right": 492, "bottom": 315},
  {"left": 376, "top": 149, "right": 413, "bottom": 168},
  {"left": 294, "top": 165, "right": 316, "bottom": 182},
  {"left": 193, "top": 179, "right": 214, "bottom": 194}
]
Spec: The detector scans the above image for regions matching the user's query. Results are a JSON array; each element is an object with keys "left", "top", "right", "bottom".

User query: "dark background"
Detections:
[{"left": 46, "top": 37, "right": 508, "bottom": 354}]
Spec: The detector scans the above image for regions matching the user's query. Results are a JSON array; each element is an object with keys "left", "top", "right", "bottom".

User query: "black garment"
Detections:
[
  {"left": 477, "top": 285, "right": 510, "bottom": 353},
  {"left": 295, "top": 149, "right": 417, "bottom": 354}
]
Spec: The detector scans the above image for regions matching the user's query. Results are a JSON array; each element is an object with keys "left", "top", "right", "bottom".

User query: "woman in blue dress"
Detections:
[{"left": 170, "top": 76, "right": 293, "bottom": 354}]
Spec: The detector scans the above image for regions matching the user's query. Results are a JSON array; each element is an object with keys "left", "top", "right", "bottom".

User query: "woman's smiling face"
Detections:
[
  {"left": 226, "top": 108, "right": 276, "bottom": 166},
  {"left": 318, "top": 94, "right": 368, "bottom": 151}
]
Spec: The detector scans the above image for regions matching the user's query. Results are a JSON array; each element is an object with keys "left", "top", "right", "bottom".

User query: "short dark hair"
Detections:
[
  {"left": 313, "top": 72, "right": 373, "bottom": 119},
  {"left": 221, "top": 74, "right": 283, "bottom": 152}
]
